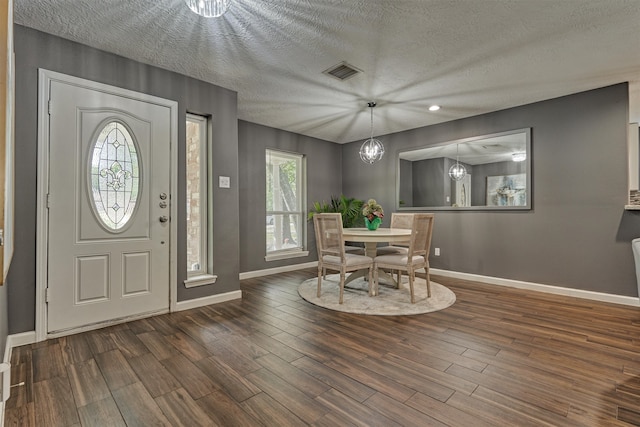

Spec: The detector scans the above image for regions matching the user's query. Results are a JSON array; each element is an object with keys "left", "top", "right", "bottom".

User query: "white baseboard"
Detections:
[
  {"left": 6, "top": 332, "right": 36, "bottom": 354},
  {"left": 431, "top": 268, "right": 640, "bottom": 307},
  {"left": 240, "top": 261, "right": 317, "bottom": 280},
  {"left": 175, "top": 290, "right": 242, "bottom": 312},
  {"left": 2, "top": 331, "right": 37, "bottom": 426}
]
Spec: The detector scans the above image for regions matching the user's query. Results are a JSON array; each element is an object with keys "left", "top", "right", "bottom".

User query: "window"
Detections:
[
  {"left": 185, "top": 114, "right": 216, "bottom": 287},
  {"left": 266, "top": 149, "right": 308, "bottom": 260},
  {"left": 90, "top": 121, "right": 140, "bottom": 231}
]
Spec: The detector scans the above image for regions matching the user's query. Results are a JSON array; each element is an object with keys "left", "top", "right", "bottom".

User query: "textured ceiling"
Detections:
[{"left": 14, "top": 0, "right": 640, "bottom": 144}]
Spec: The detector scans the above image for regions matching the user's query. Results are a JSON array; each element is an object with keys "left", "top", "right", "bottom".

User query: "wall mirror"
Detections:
[{"left": 397, "top": 128, "right": 531, "bottom": 210}]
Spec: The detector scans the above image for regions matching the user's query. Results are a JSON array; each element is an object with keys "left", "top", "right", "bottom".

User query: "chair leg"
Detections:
[
  {"left": 317, "top": 265, "right": 323, "bottom": 298},
  {"left": 395, "top": 270, "right": 401, "bottom": 288},
  {"left": 425, "top": 265, "right": 431, "bottom": 297},
  {"left": 367, "top": 266, "right": 374, "bottom": 296},
  {"left": 409, "top": 270, "right": 416, "bottom": 303},
  {"left": 373, "top": 266, "right": 379, "bottom": 296},
  {"left": 339, "top": 271, "right": 345, "bottom": 304}
]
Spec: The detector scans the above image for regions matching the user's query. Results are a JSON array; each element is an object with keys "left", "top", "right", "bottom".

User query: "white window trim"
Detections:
[
  {"left": 186, "top": 113, "right": 210, "bottom": 278},
  {"left": 265, "top": 250, "right": 309, "bottom": 262},
  {"left": 184, "top": 273, "right": 218, "bottom": 288},
  {"left": 266, "top": 149, "right": 307, "bottom": 259}
]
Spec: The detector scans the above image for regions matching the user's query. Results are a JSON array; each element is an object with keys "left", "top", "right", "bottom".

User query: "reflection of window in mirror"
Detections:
[{"left": 629, "top": 123, "right": 639, "bottom": 206}]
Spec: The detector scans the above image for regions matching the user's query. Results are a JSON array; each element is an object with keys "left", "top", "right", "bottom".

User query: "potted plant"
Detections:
[
  {"left": 362, "top": 199, "right": 384, "bottom": 230},
  {"left": 308, "top": 195, "right": 365, "bottom": 228}
]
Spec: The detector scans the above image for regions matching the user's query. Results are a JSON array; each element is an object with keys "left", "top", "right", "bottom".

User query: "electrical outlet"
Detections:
[{"left": 434, "top": 247, "right": 440, "bottom": 256}]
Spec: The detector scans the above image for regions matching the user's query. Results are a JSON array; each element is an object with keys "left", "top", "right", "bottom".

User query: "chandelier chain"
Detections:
[{"left": 370, "top": 105, "right": 374, "bottom": 139}]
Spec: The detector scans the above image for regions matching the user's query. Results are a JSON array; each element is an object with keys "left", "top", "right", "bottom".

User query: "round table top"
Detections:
[{"left": 342, "top": 227, "right": 411, "bottom": 243}]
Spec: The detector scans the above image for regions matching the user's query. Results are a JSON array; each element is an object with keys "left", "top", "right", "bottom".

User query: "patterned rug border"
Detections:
[{"left": 298, "top": 273, "right": 456, "bottom": 316}]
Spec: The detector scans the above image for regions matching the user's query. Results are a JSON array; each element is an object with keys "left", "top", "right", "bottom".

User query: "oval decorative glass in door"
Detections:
[{"left": 90, "top": 121, "right": 140, "bottom": 231}]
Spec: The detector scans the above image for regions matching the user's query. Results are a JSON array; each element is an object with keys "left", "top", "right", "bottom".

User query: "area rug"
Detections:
[{"left": 298, "top": 273, "right": 456, "bottom": 316}]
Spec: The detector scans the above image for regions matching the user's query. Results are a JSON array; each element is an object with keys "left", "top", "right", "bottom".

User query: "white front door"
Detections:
[{"left": 45, "top": 77, "right": 172, "bottom": 334}]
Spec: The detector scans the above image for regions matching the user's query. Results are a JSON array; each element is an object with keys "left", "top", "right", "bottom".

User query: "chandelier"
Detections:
[
  {"left": 448, "top": 144, "right": 467, "bottom": 181},
  {"left": 359, "top": 102, "right": 385, "bottom": 164},
  {"left": 184, "top": 0, "right": 230, "bottom": 18}
]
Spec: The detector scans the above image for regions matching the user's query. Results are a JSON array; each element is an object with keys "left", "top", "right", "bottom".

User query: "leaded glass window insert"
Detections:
[
  {"left": 90, "top": 121, "right": 140, "bottom": 231},
  {"left": 186, "top": 114, "right": 208, "bottom": 275}
]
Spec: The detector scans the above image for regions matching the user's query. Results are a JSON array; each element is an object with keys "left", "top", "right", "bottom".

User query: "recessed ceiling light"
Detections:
[
  {"left": 428, "top": 105, "right": 440, "bottom": 111},
  {"left": 512, "top": 152, "right": 527, "bottom": 162}
]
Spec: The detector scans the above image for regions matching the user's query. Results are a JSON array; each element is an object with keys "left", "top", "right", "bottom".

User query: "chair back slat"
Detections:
[
  {"left": 313, "top": 213, "right": 345, "bottom": 260},
  {"left": 390, "top": 213, "right": 414, "bottom": 230},
  {"left": 408, "top": 213, "right": 435, "bottom": 257},
  {"left": 388, "top": 213, "right": 414, "bottom": 249}
]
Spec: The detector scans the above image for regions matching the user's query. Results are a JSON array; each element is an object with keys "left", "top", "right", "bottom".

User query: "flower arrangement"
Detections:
[
  {"left": 362, "top": 199, "right": 384, "bottom": 230},
  {"left": 362, "top": 199, "right": 384, "bottom": 220}
]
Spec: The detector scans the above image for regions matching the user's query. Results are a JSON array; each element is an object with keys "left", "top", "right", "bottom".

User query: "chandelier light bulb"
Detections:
[{"left": 184, "top": 0, "right": 230, "bottom": 17}]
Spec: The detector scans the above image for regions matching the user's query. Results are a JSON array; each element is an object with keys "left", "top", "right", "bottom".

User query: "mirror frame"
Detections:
[{"left": 396, "top": 128, "right": 532, "bottom": 211}]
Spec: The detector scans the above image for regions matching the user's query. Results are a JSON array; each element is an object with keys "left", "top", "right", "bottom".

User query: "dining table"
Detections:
[{"left": 342, "top": 227, "right": 412, "bottom": 291}]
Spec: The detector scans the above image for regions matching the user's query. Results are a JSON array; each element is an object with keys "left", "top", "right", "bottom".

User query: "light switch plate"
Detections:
[{"left": 219, "top": 176, "right": 231, "bottom": 188}]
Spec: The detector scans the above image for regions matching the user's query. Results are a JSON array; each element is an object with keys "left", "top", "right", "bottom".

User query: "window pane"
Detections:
[
  {"left": 266, "top": 213, "right": 302, "bottom": 252},
  {"left": 186, "top": 115, "right": 206, "bottom": 272},
  {"left": 90, "top": 121, "right": 140, "bottom": 231}
]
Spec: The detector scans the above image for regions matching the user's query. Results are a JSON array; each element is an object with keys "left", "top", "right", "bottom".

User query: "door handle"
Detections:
[{"left": 159, "top": 216, "right": 169, "bottom": 223}]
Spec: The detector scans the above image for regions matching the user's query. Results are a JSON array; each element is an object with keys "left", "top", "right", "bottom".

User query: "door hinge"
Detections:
[
  {"left": 46, "top": 193, "right": 50, "bottom": 209},
  {"left": 48, "top": 100, "right": 52, "bottom": 115},
  {"left": 45, "top": 288, "right": 50, "bottom": 303}
]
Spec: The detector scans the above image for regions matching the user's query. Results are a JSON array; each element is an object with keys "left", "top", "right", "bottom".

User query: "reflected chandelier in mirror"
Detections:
[{"left": 397, "top": 128, "right": 531, "bottom": 210}]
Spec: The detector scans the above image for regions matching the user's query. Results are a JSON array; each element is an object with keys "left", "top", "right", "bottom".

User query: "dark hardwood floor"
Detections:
[{"left": 5, "top": 268, "right": 640, "bottom": 426}]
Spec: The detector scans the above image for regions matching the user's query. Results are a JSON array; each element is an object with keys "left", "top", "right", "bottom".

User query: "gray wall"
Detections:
[
  {"left": 412, "top": 158, "right": 446, "bottom": 206},
  {"left": 9, "top": 25, "right": 240, "bottom": 334},
  {"left": 238, "top": 120, "right": 342, "bottom": 273},
  {"left": 343, "top": 83, "right": 640, "bottom": 296},
  {"left": 399, "top": 159, "right": 412, "bottom": 207}
]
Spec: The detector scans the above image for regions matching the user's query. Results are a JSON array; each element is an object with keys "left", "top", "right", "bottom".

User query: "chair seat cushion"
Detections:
[
  {"left": 374, "top": 254, "right": 425, "bottom": 267},
  {"left": 323, "top": 253, "right": 372, "bottom": 267}
]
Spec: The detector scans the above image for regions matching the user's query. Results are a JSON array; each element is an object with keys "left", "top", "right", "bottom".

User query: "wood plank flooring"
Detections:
[{"left": 5, "top": 269, "right": 640, "bottom": 426}]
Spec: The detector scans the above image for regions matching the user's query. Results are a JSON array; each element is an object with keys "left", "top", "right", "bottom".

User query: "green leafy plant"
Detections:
[{"left": 308, "top": 195, "right": 365, "bottom": 228}]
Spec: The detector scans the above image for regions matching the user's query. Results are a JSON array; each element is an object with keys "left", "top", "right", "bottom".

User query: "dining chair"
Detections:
[
  {"left": 375, "top": 212, "right": 414, "bottom": 255},
  {"left": 375, "top": 212, "right": 413, "bottom": 286},
  {"left": 373, "top": 213, "right": 435, "bottom": 303},
  {"left": 313, "top": 213, "right": 374, "bottom": 303}
]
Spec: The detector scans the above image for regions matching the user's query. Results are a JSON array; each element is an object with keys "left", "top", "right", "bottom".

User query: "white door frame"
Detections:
[{"left": 35, "top": 69, "right": 179, "bottom": 341}]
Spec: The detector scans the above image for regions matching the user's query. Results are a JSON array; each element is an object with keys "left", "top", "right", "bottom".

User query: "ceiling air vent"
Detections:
[{"left": 323, "top": 62, "right": 361, "bottom": 81}]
